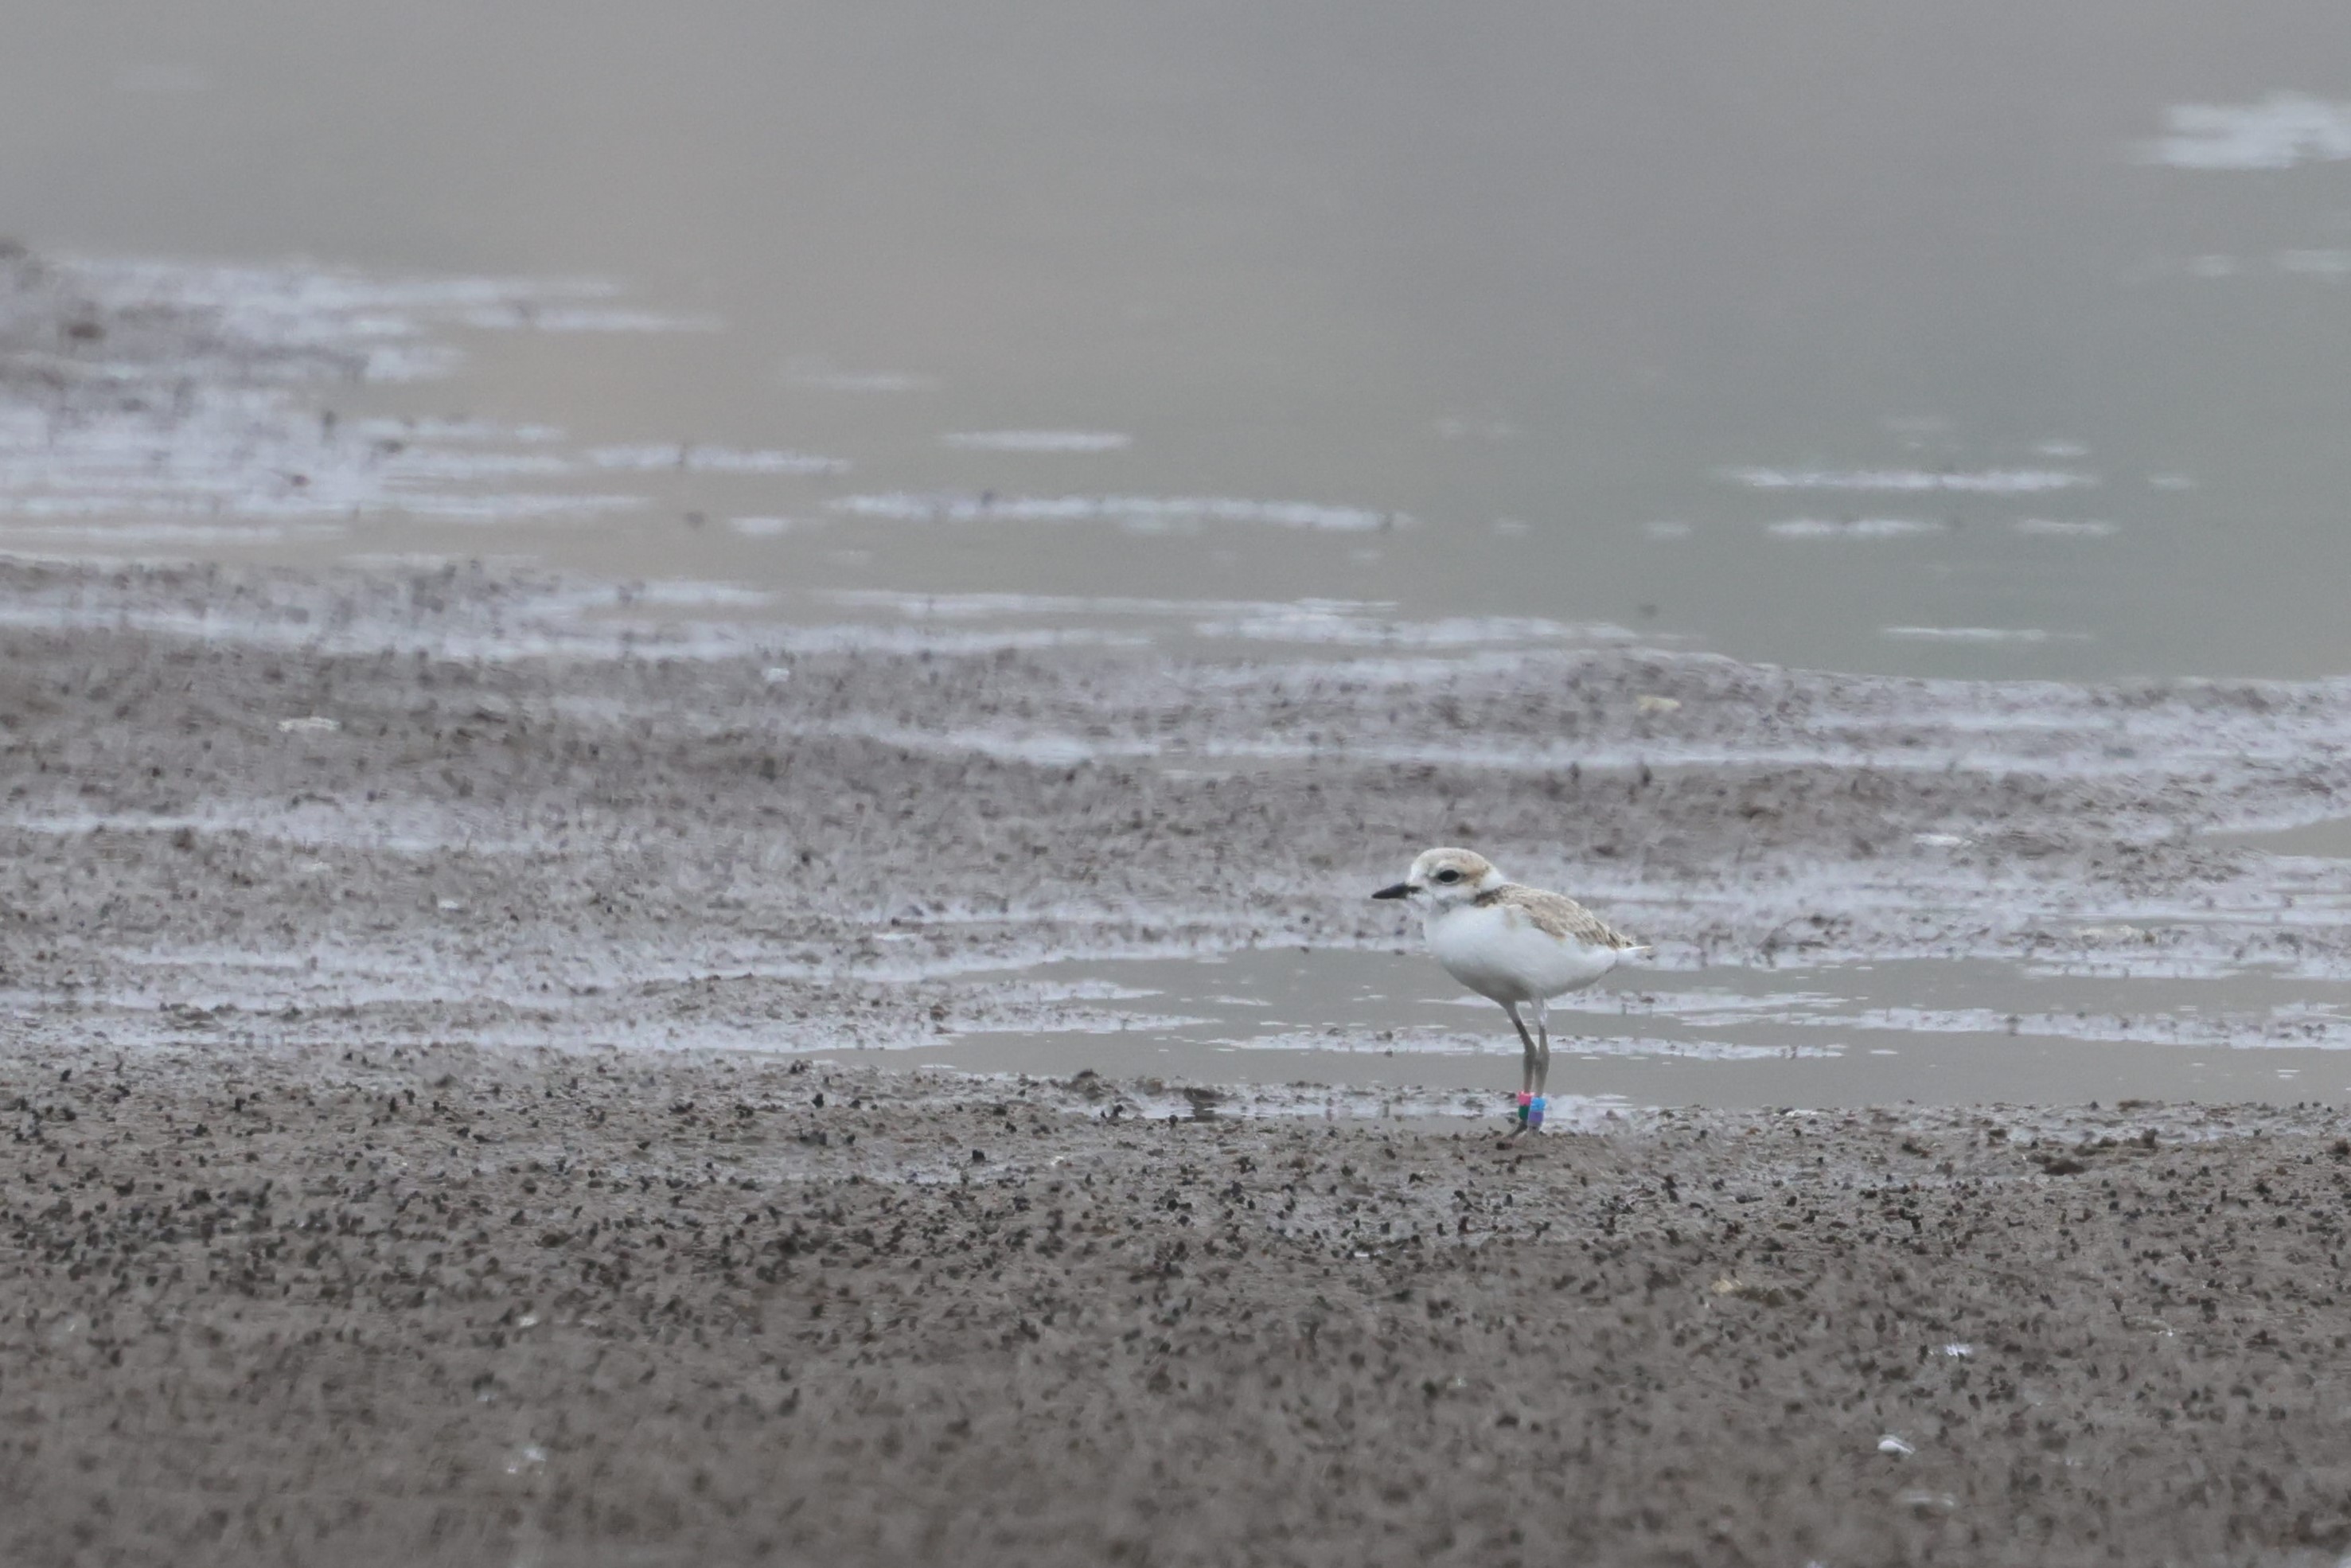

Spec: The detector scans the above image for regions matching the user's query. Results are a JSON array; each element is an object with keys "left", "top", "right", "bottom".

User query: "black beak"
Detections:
[{"left": 1370, "top": 882, "right": 1414, "bottom": 901}]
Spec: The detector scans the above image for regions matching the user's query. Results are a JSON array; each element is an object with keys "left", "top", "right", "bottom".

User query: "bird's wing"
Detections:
[{"left": 1481, "top": 884, "right": 1643, "bottom": 949}]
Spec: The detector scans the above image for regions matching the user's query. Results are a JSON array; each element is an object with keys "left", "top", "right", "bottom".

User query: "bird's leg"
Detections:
[
  {"left": 1503, "top": 1001, "right": 1539, "bottom": 1132},
  {"left": 1504, "top": 1001, "right": 1538, "bottom": 1092},
  {"left": 1533, "top": 999, "right": 1553, "bottom": 1102}
]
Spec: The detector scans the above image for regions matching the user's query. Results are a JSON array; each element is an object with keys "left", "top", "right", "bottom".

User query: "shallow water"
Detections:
[
  {"left": 2224, "top": 818, "right": 2351, "bottom": 859},
  {"left": 7, "top": 3, "right": 2351, "bottom": 677},
  {"left": 898, "top": 949, "right": 2351, "bottom": 1108}
]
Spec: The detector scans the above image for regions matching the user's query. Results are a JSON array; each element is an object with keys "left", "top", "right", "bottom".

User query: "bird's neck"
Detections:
[{"left": 1421, "top": 892, "right": 1486, "bottom": 930}]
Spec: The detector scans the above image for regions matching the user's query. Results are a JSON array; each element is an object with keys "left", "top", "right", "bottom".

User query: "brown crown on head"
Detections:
[{"left": 1413, "top": 848, "right": 1496, "bottom": 883}]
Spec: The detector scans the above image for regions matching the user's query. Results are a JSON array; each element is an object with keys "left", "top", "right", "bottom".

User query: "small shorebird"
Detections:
[{"left": 1374, "top": 847, "right": 1646, "bottom": 1133}]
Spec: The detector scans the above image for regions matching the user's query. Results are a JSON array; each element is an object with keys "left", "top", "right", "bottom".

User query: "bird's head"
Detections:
[{"left": 1371, "top": 846, "right": 1503, "bottom": 909}]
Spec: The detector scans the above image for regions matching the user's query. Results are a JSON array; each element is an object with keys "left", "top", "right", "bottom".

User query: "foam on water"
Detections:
[
  {"left": 826, "top": 492, "right": 1407, "bottom": 532},
  {"left": 939, "top": 431, "right": 1133, "bottom": 453},
  {"left": 809, "top": 588, "right": 1632, "bottom": 649},
  {"left": 2014, "top": 518, "right": 2119, "bottom": 538},
  {"left": 1732, "top": 467, "right": 2096, "bottom": 493},
  {"left": 2275, "top": 250, "right": 2351, "bottom": 278},
  {"left": 1190, "top": 609, "right": 1638, "bottom": 646},
  {"left": 821, "top": 588, "right": 1378, "bottom": 620},
  {"left": 762, "top": 625, "right": 1152, "bottom": 655},
  {"left": 462, "top": 306, "right": 722, "bottom": 333},
  {"left": 1882, "top": 626, "right": 2088, "bottom": 645},
  {"left": 586, "top": 444, "right": 846, "bottom": 474},
  {"left": 1768, "top": 518, "right": 1945, "bottom": 539},
  {"left": 616, "top": 581, "right": 777, "bottom": 608},
  {"left": 0, "top": 255, "right": 766, "bottom": 532},
  {"left": 781, "top": 361, "right": 940, "bottom": 393},
  {"left": 2145, "top": 94, "right": 2351, "bottom": 171},
  {"left": 0, "top": 521, "right": 347, "bottom": 547},
  {"left": 1225, "top": 1028, "right": 1842, "bottom": 1063}
]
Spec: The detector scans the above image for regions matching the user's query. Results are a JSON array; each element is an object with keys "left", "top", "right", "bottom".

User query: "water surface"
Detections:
[
  {"left": 891, "top": 948, "right": 2351, "bottom": 1110},
  {"left": 6, "top": 3, "right": 2351, "bottom": 676}
]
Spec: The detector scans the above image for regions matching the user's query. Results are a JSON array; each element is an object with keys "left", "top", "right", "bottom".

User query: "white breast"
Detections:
[{"left": 1425, "top": 901, "right": 1621, "bottom": 1004}]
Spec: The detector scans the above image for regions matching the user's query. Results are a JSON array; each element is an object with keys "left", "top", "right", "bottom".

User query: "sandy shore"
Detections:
[
  {"left": 0, "top": 554, "right": 2349, "bottom": 1561},
  {"left": 6, "top": 1040, "right": 2351, "bottom": 1566}
]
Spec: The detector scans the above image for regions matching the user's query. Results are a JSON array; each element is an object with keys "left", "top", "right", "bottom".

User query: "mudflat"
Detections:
[
  {"left": 4, "top": 556, "right": 2351, "bottom": 1563},
  {"left": 7, "top": 1043, "right": 2351, "bottom": 1567}
]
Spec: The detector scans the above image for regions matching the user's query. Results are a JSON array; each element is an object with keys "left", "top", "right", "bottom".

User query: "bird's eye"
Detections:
[{"left": 1435, "top": 868, "right": 1461, "bottom": 883}]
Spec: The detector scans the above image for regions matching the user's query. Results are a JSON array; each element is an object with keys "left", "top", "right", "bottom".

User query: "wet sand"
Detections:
[
  {"left": 2, "top": 553, "right": 2349, "bottom": 1059},
  {"left": 3, "top": 555, "right": 2351, "bottom": 1563},
  {"left": 9, "top": 1042, "right": 2351, "bottom": 1566}
]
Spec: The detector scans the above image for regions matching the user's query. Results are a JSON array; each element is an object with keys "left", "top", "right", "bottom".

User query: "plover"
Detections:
[{"left": 1374, "top": 847, "right": 1646, "bottom": 1133}]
